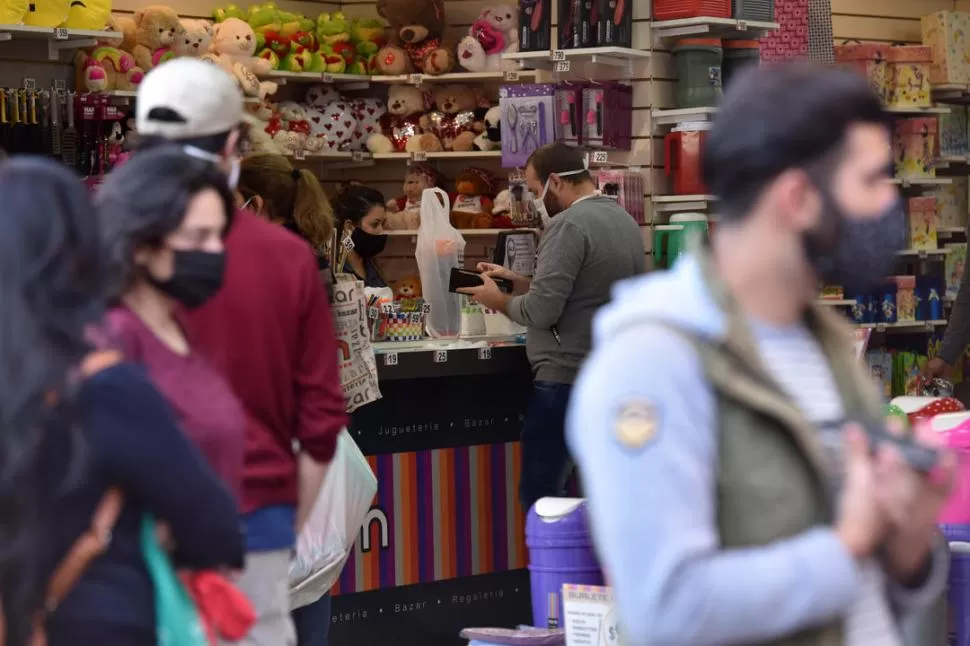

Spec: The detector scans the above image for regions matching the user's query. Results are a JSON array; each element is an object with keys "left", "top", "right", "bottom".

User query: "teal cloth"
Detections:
[{"left": 140, "top": 515, "right": 208, "bottom": 646}]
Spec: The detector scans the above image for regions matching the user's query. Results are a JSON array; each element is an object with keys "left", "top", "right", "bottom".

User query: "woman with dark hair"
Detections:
[
  {"left": 0, "top": 157, "right": 243, "bottom": 646},
  {"left": 331, "top": 185, "right": 389, "bottom": 288},
  {"left": 95, "top": 146, "right": 246, "bottom": 501}
]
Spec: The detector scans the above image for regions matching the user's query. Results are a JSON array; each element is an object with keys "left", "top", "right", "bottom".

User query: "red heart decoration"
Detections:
[
  {"left": 312, "top": 116, "right": 320, "bottom": 123},
  {"left": 324, "top": 123, "right": 333, "bottom": 131}
]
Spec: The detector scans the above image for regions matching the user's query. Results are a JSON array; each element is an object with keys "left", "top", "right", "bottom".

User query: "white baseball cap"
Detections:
[{"left": 136, "top": 59, "right": 245, "bottom": 140}]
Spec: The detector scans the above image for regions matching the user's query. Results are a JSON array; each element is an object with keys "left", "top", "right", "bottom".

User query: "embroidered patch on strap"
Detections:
[{"left": 613, "top": 400, "right": 659, "bottom": 450}]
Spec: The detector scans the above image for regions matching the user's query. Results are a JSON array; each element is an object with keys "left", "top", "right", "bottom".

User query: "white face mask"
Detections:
[
  {"left": 533, "top": 168, "right": 587, "bottom": 229},
  {"left": 182, "top": 145, "right": 240, "bottom": 190}
]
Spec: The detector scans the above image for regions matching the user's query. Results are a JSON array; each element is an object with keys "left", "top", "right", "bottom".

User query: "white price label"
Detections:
[
  {"left": 551, "top": 49, "right": 566, "bottom": 61},
  {"left": 918, "top": 250, "right": 928, "bottom": 259},
  {"left": 592, "top": 151, "right": 608, "bottom": 164},
  {"left": 736, "top": 20, "right": 748, "bottom": 31},
  {"left": 422, "top": 303, "right": 432, "bottom": 314},
  {"left": 293, "top": 150, "right": 307, "bottom": 160},
  {"left": 53, "top": 27, "right": 68, "bottom": 40},
  {"left": 503, "top": 71, "right": 520, "bottom": 82},
  {"left": 630, "top": 165, "right": 643, "bottom": 173},
  {"left": 23, "top": 78, "right": 36, "bottom": 90},
  {"left": 341, "top": 235, "right": 355, "bottom": 251},
  {"left": 554, "top": 60, "right": 571, "bottom": 73},
  {"left": 407, "top": 73, "right": 423, "bottom": 85},
  {"left": 876, "top": 324, "right": 887, "bottom": 332},
  {"left": 411, "top": 151, "right": 428, "bottom": 162},
  {"left": 433, "top": 350, "right": 448, "bottom": 363},
  {"left": 925, "top": 323, "right": 935, "bottom": 332},
  {"left": 53, "top": 79, "right": 65, "bottom": 91},
  {"left": 321, "top": 73, "right": 334, "bottom": 83},
  {"left": 351, "top": 151, "right": 364, "bottom": 162},
  {"left": 478, "top": 347, "right": 492, "bottom": 360},
  {"left": 381, "top": 303, "right": 394, "bottom": 314},
  {"left": 368, "top": 306, "right": 379, "bottom": 318},
  {"left": 384, "top": 352, "right": 399, "bottom": 366}
]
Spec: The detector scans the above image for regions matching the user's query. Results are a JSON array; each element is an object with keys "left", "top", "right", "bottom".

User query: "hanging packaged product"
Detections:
[
  {"left": 582, "top": 83, "right": 632, "bottom": 150},
  {"left": 558, "top": 0, "right": 596, "bottom": 49},
  {"left": 931, "top": 178, "right": 969, "bottom": 231},
  {"left": 945, "top": 242, "right": 967, "bottom": 300},
  {"left": 921, "top": 11, "right": 970, "bottom": 86},
  {"left": 500, "top": 84, "right": 556, "bottom": 168},
  {"left": 673, "top": 38, "right": 724, "bottom": 109},
  {"left": 885, "top": 45, "right": 932, "bottom": 110},
  {"left": 721, "top": 40, "right": 761, "bottom": 91},
  {"left": 596, "top": 0, "right": 632, "bottom": 48},
  {"left": 834, "top": 42, "right": 891, "bottom": 105},
  {"left": 519, "top": 0, "right": 552, "bottom": 51},
  {"left": 892, "top": 275, "right": 917, "bottom": 322},
  {"left": 907, "top": 196, "right": 938, "bottom": 251},
  {"left": 595, "top": 169, "right": 645, "bottom": 224},
  {"left": 665, "top": 121, "right": 710, "bottom": 196},
  {"left": 893, "top": 117, "right": 938, "bottom": 179}
]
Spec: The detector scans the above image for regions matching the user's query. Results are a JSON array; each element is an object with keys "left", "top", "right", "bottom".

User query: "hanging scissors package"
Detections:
[{"left": 499, "top": 84, "right": 556, "bottom": 168}]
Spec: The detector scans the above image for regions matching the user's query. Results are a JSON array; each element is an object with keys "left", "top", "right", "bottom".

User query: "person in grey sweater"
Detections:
[
  {"left": 461, "top": 143, "right": 645, "bottom": 509},
  {"left": 925, "top": 266, "right": 970, "bottom": 378}
]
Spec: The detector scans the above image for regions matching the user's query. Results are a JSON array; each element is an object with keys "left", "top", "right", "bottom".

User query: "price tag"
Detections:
[
  {"left": 322, "top": 73, "right": 334, "bottom": 83},
  {"left": 554, "top": 60, "right": 571, "bottom": 73},
  {"left": 876, "top": 324, "right": 887, "bottom": 332},
  {"left": 736, "top": 20, "right": 747, "bottom": 31},
  {"left": 293, "top": 149, "right": 307, "bottom": 160},
  {"left": 381, "top": 303, "right": 394, "bottom": 314},
  {"left": 341, "top": 235, "right": 355, "bottom": 251},
  {"left": 368, "top": 306, "right": 379, "bottom": 318},
  {"left": 551, "top": 49, "right": 566, "bottom": 61},
  {"left": 592, "top": 151, "right": 608, "bottom": 164},
  {"left": 629, "top": 165, "right": 643, "bottom": 173},
  {"left": 23, "top": 78, "right": 36, "bottom": 90},
  {"left": 408, "top": 73, "right": 423, "bottom": 85},
  {"left": 478, "top": 347, "right": 492, "bottom": 360},
  {"left": 503, "top": 70, "right": 520, "bottom": 82},
  {"left": 918, "top": 249, "right": 928, "bottom": 259},
  {"left": 411, "top": 151, "right": 428, "bottom": 162},
  {"left": 53, "top": 27, "right": 68, "bottom": 40},
  {"left": 925, "top": 323, "right": 935, "bottom": 332},
  {"left": 422, "top": 303, "right": 432, "bottom": 314},
  {"left": 53, "top": 79, "right": 65, "bottom": 91},
  {"left": 351, "top": 151, "right": 364, "bottom": 162},
  {"left": 384, "top": 352, "right": 399, "bottom": 366},
  {"left": 433, "top": 350, "right": 448, "bottom": 363}
]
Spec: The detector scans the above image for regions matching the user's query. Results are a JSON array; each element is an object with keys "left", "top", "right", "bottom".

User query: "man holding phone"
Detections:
[
  {"left": 567, "top": 64, "right": 952, "bottom": 646},
  {"left": 460, "top": 142, "right": 645, "bottom": 511}
]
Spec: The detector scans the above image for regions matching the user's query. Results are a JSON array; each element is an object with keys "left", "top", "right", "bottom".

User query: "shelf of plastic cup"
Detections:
[
  {"left": 855, "top": 319, "right": 948, "bottom": 332},
  {"left": 650, "top": 17, "right": 780, "bottom": 40},
  {"left": 501, "top": 47, "right": 651, "bottom": 72},
  {"left": 386, "top": 227, "right": 539, "bottom": 238},
  {"left": 896, "top": 248, "right": 951, "bottom": 258},
  {"left": 816, "top": 299, "right": 856, "bottom": 307},
  {"left": 370, "top": 150, "right": 503, "bottom": 161},
  {"left": 651, "top": 194, "right": 717, "bottom": 212},
  {"left": 652, "top": 107, "right": 718, "bottom": 128},
  {"left": 0, "top": 25, "right": 122, "bottom": 60},
  {"left": 372, "top": 70, "right": 539, "bottom": 85},
  {"left": 884, "top": 105, "right": 950, "bottom": 115},
  {"left": 890, "top": 177, "right": 952, "bottom": 186}
]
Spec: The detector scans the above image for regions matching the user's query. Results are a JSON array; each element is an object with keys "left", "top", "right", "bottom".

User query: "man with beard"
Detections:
[{"left": 460, "top": 142, "right": 644, "bottom": 511}]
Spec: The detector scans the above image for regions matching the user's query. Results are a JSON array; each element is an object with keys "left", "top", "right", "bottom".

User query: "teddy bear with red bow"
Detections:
[{"left": 456, "top": 4, "right": 519, "bottom": 73}]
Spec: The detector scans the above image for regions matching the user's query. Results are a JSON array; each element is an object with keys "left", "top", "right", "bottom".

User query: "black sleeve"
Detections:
[{"left": 79, "top": 363, "right": 245, "bottom": 569}]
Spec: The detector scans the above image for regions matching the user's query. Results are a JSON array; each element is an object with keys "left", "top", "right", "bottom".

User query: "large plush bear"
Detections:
[
  {"left": 374, "top": 0, "right": 454, "bottom": 76},
  {"left": 131, "top": 5, "right": 181, "bottom": 71}
]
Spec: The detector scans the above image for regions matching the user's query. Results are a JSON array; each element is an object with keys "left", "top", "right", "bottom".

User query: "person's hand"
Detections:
[
  {"left": 876, "top": 418, "right": 955, "bottom": 581},
  {"left": 476, "top": 262, "right": 529, "bottom": 294},
  {"left": 836, "top": 425, "right": 889, "bottom": 559},
  {"left": 923, "top": 356, "right": 952, "bottom": 379},
  {"left": 156, "top": 521, "right": 175, "bottom": 552},
  {"left": 458, "top": 272, "right": 508, "bottom": 311}
]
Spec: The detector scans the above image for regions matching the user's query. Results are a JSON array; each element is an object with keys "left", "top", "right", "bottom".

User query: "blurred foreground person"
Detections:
[
  {"left": 135, "top": 58, "right": 347, "bottom": 646},
  {"left": 0, "top": 158, "right": 242, "bottom": 646},
  {"left": 568, "top": 64, "right": 953, "bottom": 645}
]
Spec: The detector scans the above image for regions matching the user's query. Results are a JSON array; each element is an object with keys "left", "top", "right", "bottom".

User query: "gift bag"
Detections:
[
  {"left": 290, "top": 430, "right": 378, "bottom": 609},
  {"left": 331, "top": 275, "right": 381, "bottom": 412},
  {"left": 416, "top": 188, "right": 465, "bottom": 338}
]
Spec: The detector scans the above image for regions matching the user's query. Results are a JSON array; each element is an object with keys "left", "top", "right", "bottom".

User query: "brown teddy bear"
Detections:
[
  {"left": 131, "top": 5, "right": 182, "bottom": 72},
  {"left": 367, "top": 86, "right": 442, "bottom": 153},
  {"left": 375, "top": 0, "right": 455, "bottom": 76},
  {"left": 450, "top": 167, "right": 496, "bottom": 229},
  {"left": 422, "top": 84, "right": 484, "bottom": 152},
  {"left": 392, "top": 275, "right": 423, "bottom": 300}
]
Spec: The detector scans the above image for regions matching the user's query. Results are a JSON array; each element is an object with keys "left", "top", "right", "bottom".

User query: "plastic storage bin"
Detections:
[
  {"left": 665, "top": 121, "right": 710, "bottom": 195},
  {"left": 526, "top": 498, "right": 603, "bottom": 628},
  {"left": 732, "top": 0, "right": 773, "bottom": 21},
  {"left": 893, "top": 117, "right": 938, "bottom": 179},
  {"left": 654, "top": 0, "right": 730, "bottom": 21},
  {"left": 673, "top": 38, "right": 723, "bottom": 109},
  {"left": 721, "top": 40, "right": 760, "bottom": 89}
]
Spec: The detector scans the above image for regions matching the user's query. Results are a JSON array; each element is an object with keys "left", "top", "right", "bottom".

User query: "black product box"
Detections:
[
  {"left": 519, "top": 0, "right": 551, "bottom": 51},
  {"left": 558, "top": 0, "right": 596, "bottom": 48},
  {"left": 596, "top": 0, "right": 633, "bottom": 48}
]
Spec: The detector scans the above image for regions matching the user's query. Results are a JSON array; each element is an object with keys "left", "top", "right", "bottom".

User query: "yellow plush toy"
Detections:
[
  {"left": 61, "top": 0, "right": 112, "bottom": 30},
  {"left": 0, "top": 0, "right": 28, "bottom": 25},
  {"left": 23, "top": 0, "right": 70, "bottom": 27}
]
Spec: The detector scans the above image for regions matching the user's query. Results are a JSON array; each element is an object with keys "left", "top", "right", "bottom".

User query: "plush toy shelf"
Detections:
[
  {"left": 371, "top": 71, "right": 538, "bottom": 85},
  {"left": 0, "top": 25, "right": 121, "bottom": 60}
]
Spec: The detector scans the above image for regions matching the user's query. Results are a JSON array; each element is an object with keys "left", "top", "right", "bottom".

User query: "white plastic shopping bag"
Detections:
[
  {"left": 289, "top": 430, "right": 377, "bottom": 609},
  {"left": 415, "top": 187, "right": 465, "bottom": 338}
]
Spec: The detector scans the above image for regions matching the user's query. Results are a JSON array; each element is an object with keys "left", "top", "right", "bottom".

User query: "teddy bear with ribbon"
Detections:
[{"left": 456, "top": 4, "right": 518, "bottom": 72}]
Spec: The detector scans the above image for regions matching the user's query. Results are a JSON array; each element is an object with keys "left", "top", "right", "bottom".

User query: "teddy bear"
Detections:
[
  {"left": 450, "top": 168, "right": 496, "bottom": 229},
  {"left": 366, "top": 85, "right": 439, "bottom": 154},
  {"left": 75, "top": 47, "right": 145, "bottom": 92},
  {"left": 242, "top": 98, "right": 281, "bottom": 155},
  {"left": 473, "top": 105, "right": 501, "bottom": 151},
  {"left": 211, "top": 18, "right": 278, "bottom": 99},
  {"left": 392, "top": 276, "right": 423, "bottom": 300},
  {"left": 109, "top": 14, "right": 138, "bottom": 53},
  {"left": 174, "top": 19, "right": 214, "bottom": 57},
  {"left": 456, "top": 5, "right": 518, "bottom": 73},
  {"left": 351, "top": 97, "right": 386, "bottom": 151},
  {"left": 375, "top": 0, "right": 454, "bottom": 76},
  {"left": 422, "top": 85, "right": 483, "bottom": 152},
  {"left": 130, "top": 5, "right": 181, "bottom": 72},
  {"left": 386, "top": 163, "right": 439, "bottom": 230}
]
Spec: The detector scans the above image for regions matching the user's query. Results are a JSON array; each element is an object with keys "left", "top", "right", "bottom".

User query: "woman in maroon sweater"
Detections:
[{"left": 95, "top": 147, "right": 246, "bottom": 500}]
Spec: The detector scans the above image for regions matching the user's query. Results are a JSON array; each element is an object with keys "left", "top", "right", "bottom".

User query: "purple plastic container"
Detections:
[
  {"left": 526, "top": 498, "right": 604, "bottom": 629},
  {"left": 943, "top": 524, "right": 970, "bottom": 646}
]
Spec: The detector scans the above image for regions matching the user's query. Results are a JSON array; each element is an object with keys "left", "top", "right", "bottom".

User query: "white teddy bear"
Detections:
[
  {"left": 174, "top": 19, "right": 213, "bottom": 58},
  {"left": 210, "top": 18, "right": 277, "bottom": 99},
  {"left": 457, "top": 4, "right": 519, "bottom": 73}
]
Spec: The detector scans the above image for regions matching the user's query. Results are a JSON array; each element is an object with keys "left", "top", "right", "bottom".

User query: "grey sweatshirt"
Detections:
[
  {"left": 941, "top": 262, "right": 970, "bottom": 364},
  {"left": 506, "top": 195, "right": 645, "bottom": 383}
]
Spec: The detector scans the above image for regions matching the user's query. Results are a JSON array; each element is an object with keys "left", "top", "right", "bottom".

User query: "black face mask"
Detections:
[
  {"left": 803, "top": 186, "right": 905, "bottom": 294},
  {"left": 148, "top": 250, "right": 226, "bottom": 309},
  {"left": 351, "top": 227, "right": 388, "bottom": 258}
]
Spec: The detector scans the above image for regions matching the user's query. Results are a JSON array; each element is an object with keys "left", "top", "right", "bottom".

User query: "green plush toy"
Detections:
[
  {"left": 316, "top": 12, "right": 352, "bottom": 48},
  {"left": 212, "top": 4, "right": 244, "bottom": 23},
  {"left": 351, "top": 17, "right": 385, "bottom": 74},
  {"left": 281, "top": 48, "right": 312, "bottom": 73},
  {"left": 247, "top": 3, "right": 280, "bottom": 33}
]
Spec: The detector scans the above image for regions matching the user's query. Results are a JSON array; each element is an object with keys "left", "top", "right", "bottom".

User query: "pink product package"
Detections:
[
  {"left": 582, "top": 83, "right": 633, "bottom": 150},
  {"left": 553, "top": 85, "right": 583, "bottom": 145},
  {"left": 596, "top": 170, "right": 644, "bottom": 223}
]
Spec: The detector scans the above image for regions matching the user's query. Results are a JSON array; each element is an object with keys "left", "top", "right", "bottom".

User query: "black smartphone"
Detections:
[
  {"left": 861, "top": 421, "right": 941, "bottom": 473},
  {"left": 449, "top": 268, "right": 513, "bottom": 294}
]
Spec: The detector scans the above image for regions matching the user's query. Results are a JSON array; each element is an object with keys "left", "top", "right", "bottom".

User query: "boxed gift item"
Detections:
[
  {"left": 893, "top": 117, "right": 938, "bottom": 179},
  {"left": 947, "top": 243, "right": 968, "bottom": 299},
  {"left": 922, "top": 11, "right": 970, "bottom": 86},
  {"left": 907, "top": 196, "right": 938, "bottom": 250},
  {"left": 940, "top": 106, "right": 969, "bottom": 158},
  {"left": 893, "top": 275, "right": 917, "bottom": 322},
  {"left": 932, "top": 178, "right": 969, "bottom": 230},
  {"left": 886, "top": 46, "right": 932, "bottom": 109},
  {"left": 834, "top": 43, "right": 891, "bottom": 104}
]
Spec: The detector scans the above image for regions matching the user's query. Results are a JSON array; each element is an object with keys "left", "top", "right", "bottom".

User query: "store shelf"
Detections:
[
  {"left": 891, "top": 177, "right": 952, "bottom": 186},
  {"left": 650, "top": 17, "right": 780, "bottom": 40},
  {"left": 817, "top": 299, "right": 855, "bottom": 307},
  {"left": 371, "top": 150, "right": 502, "bottom": 161},
  {"left": 933, "top": 84, "right": 970, "bottom": 104},
  {"left": 936, "top": 154, "right": 970, "bottom": 167},
  {"left": 856, "top": 319, "right": 947, "bottom": 332},
  {"left": 0, "top": 25, "right": 122, "bottom": 60},
  {"left": 652, "top": 107, "right": 717, "bottom": 128},
  {"left": 372, "top": 70, "right": 538, "bottom": 85},
  {"left": 885, "top": 106, "right": 950, "bottom": 115},
  {"left": 652, "top": 194, "right": 717, "bottom": 213},
  {"left": 374, "top": 336, "right": 528, "bottom": 381},
  {"left": 262, "top": 70, "right": 370, "bottom": 88},
  {"left": 387, "top": 228, "right": 538, "bottom": 238},
  {"left": 502, "top": 47, "right": 650, "bottom": 74},
  {"left": 939, "top": 226, "right": 966, "bottom": 237},
  {"left": 896, "top": 248, "right": 950, "bottom": 258}
]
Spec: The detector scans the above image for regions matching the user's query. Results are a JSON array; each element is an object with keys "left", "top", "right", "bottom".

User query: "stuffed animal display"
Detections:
[
  {"left": 386, "top": 163, "right": 441, "bottom": 230},
  {"left": 457, "top": 5, "right": 519, "bottom": 73},
  {"left": 450, "top": 167, "right": 499, "bottom": 229},
  {"left": 375, "top": 0, "right": 454, "bottom": 76}
]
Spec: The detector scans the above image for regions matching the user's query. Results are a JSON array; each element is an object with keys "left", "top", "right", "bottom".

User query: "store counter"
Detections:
[{"left": 330, "top": 336, "right": 534, "bottom": 646}]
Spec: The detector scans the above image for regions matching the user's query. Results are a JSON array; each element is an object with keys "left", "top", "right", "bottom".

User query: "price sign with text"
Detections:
[
  {"left": 478, "top": 347, "right": 492, "bottom": 361},
  {"left": 321, "top": 73, "right": 334, "bottom": 83},
  {"left": 433, "top": 350, "right": 448, "bottom": 363},
  {"left": 408, "top": 73, "right": 423, "bottom": 85},
  {"left": 351, "top": 151, "right": 365, "bottom": 162},
  {"left": 503, "top": 71, "right": 520, "bottom": 82},
  {"left": 411, "top": 151, "right": 428, "bottom": 162},
  {"left": 551, "top": 50, "right": 566, "bottom": 61},
  {"left": 384, "top": 352, "right": 399, "bottom": 366},
  {"left": 54, "top": 27, "right": 68, "bottom": 40},
  {"left": 592, "top": 151, "right": 608, "bottom": 164},
  {"left": 23, "top": 78, "right": 36, "bottom": 90},
  {"left": 554, "top": 61, "right": 571, "bottom": 73}
]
